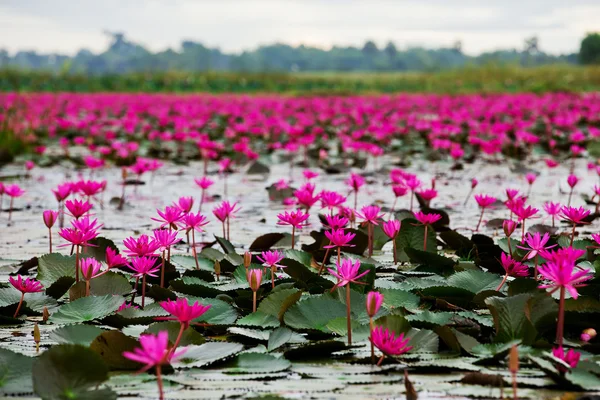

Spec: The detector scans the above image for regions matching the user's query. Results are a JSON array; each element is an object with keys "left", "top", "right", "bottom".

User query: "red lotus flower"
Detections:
[
  {"left": 123, "top": 234, "right": 160, "bottom": 257},
  {"left": 277, "top": 210, "right": 309, "bottom": 228},
  {"left": 64, "top": 199, "right": 92, "bottom": 219},
  {"left": 9, "top": 275, "right": 44, "bottom": 293},
  {"left": 152, "top": 206, "right": 183, "bottom": 230},
  {"left": 324, "top": 229, "right": 356, "bottom": 249}
]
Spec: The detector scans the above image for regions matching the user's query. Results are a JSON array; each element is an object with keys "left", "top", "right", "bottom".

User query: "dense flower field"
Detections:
[{"left": 1, "top": 92, "right": 600, "bottom": 399}]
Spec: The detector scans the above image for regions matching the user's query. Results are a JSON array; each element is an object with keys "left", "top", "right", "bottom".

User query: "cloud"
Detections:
[{"left": 0, "top": 0, "right": 597, "bottom": 55}]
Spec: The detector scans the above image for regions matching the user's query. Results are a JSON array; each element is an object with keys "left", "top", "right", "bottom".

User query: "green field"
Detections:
[{"left": 2, "top": 65, "right": 600, "bottom": 93}]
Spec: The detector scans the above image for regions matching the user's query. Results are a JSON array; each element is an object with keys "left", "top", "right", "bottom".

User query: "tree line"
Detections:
[{"left": 1, "top": 33, "right": 599, "bottom": 74}]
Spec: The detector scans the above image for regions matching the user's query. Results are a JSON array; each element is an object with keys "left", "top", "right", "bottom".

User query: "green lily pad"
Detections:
[
  {"left": 49, "top": 325, "right": 105, "bottom": 346},
  {"left": 49, "top": 295, "right": 124, "bottom": 324}
]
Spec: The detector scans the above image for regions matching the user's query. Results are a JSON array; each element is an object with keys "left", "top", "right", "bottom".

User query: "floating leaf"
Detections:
[
  {"left": 170, "top": 255, "right": 214, "bottom": 272},
  {"left": 36, "top": 253, "right": 76, "bottom": 287},
  {"left": 49, "top": 295, "right": 124, "bottom": 324},
  {"left": 186, "top": 296, "right": 239, "bottom": 325},
  {"left": 0, "top": 348, "right": 34, "bottom": 394},
  {"left": 283, "top": 295, "right": 347, "bottom": 332},
  {"left": 144, "top": 322, "right": 205, "bottom": 347},
  {"left": 222, "top": 353, "right": 291, "bottom": 374},
  {"left": 379, "top": 288, "right": 421, "bottom": 312},
  {"left": 395, "top": 218, "right": 437, "bottom": 261},
  {"left": 446, "top": 270, "right": 503, "bottom": 294},
  {"left": 257, "top": 288, "right": 303, "bottom": 322},
  {"left": 32, "top": 344, "right": 115, "bottom": 400},
  {"left": 486, "top": 294, "right": 538, "bottom": 345},
  {"left": 89, "top": 272, "right": 132, "bottom": 296},
  {"left": 250, "top": 233, "right": 291, "bottom": 251},
  {"left": 89, "top": 330, "right": 140, "bottom": 370},
  {"left": 214, "top": 235, "right": 236, "bottom": 255},
  {"left": 49, "top": 325, "right": 105, "bottom": 346},
  {"left": 237, "top": 311, "right": 280, "bottom": 328},
  {"left": 173, "top": 342, "right": 244, "bottom": 369},
  {"left": 404, "top": 248, "right": 456, "bottom": 276},
  {"left": 268, "top": 327, "right": 294, "bottom": 351}
]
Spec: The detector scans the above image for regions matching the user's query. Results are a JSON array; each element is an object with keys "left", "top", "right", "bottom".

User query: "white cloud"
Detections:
[{"left": 0, "top": 0, "right": 597, "bottom": 56}]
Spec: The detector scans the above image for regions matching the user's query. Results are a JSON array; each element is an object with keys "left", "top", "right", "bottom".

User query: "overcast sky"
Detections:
[{"left": 0, "top": 0, "right": 598, "bottom": 56}]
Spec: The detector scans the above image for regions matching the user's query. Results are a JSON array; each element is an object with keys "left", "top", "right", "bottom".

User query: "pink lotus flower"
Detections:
[
  {"left": 64, "top": 199, "right": 92, "bottom": 219},
  {"left": 58, "top": 227, "right": 98, "bottom": 247},
  {"left": 128, "top": 256, "right": 160, "bottom": 278},
  {"left": 43, "top": 210, "right": 59, "bottom": 229},
  {"left": 9, "top": 275, "right": 44, "bottom": 293},
  {"left": 174, "top": 197, "right": 194, "bottom": 213},
  {"left": 328, "top": 258, "right": 368, "bottom": 289},
  {"left": 500, "top": 253, "right": 528, "bottom": 278},
  {"left": 25, "top": 160, "right": 35, "bottom": 171},
  {"left": 382, "top": 220, "right": 401, "bottom": 239},
  {"left": 277, "top": 210, "right": 309, "bottom": 249},
  {"left": 52, "top": 183, "right": 72, "bottom": 202},
  {"left": 303, "top": 170, "right": 319, "bottom": 180},
  {"left": 552, "top": 347, "right": 581, "bottom": 371},
  {"left": 158, "top": 298, "right": 211, "bottom": 326},
  {"left": 212, "top": 201, "right": 240, "bottom": 240},
  {"left": 413, "top": 211, "right": 442, "bottom": 226},
  {"left": 544, "top": 201, "right": 562, "bottom": 227},
  {"left": 356, "top": 205, "right": 385, "bottom": 226},
  {"left": 540, "top": 247, "right": 586, "bottom": 267},
  {"left": 152, "top": 229, "right": 180, "bottom": 253},
  {"left": 9, "top": 275, "right": 44, "bottom": 317},
  {"left": 517, "top": 232, "right": 556, "bottom": 260},
  {"left": 76, "top": 180, "right": 104, "bottom": 198},
  {"left": 4, "top": 184, "right": 25, "bottom": 198},
  {"left": 274, "top": 179, "right": 289, "bottom": 190},
  {"left": 525, "top": 173, "right": 537, "bottom": 185},
  {"left": 392, "top": 185, "right": 408, "bottom": 197},
  {"left": 324, "top": 229, "right": 356, "bottom": 249},
  {"left": 503, "top": 220, "right": 516, "bottom": 237},
  {"left": 194, "top": 176, "right": 214, "bottom": 190},
  {"left": 320, "top": 191, "right": 346, "bottom": 212},
  {"left": 370, "top": 326, "right": 412, "bottom": 365},
  {"left": 105, "top": 248, "right": 128, "bottom": 269},
  {"left": 152, "top": 206, "right": 183, "bottom": 230},
  {"left": 294, "top": 188, "right": 320, "bottom": 211},
  {"left": 80, "top": 257, "right": 102, "bottom": 279},
  {"left": 71, "top": 216, "right": 103, "bottom": 234},
  {"left": 123, "top": 235, "right": 160, "bottom": 257},
  {"left": 567, "top": 174, "right": 579, "bottom": 188},
  {"left": 505, "top": 188, "right": 519, "bottom": 201},
  {"left": 182, "top": 212, "right": 209, "bottom": 233},
  {"left": 560, "top": 206, "right": 590, "bottom": 225},
  {"left": 545, "top": 159, "right": 559, "bottom": 168},
  {"left": 346, "top": 173, "right": 365, "bottom": 192},
  {"left": 538, "top": 261, "right": 592, "bottom": 299},
  {"left": 323, "top": 214, "right": 349, "bottom": 230},
  {"left": 123, "top": 331, "right": 187, "bottom": 399},
  {"left": 475, "top": 194, "right": 496, "bottom": 209},
  {"left": 258, "top": 250, "right": 286, "bottom": 288},
  {"left": 416, "top": 188, "right": 437, "bottom": 206},
  {"left": 366, "top": 291, "right": 384, "bottom": 318}
]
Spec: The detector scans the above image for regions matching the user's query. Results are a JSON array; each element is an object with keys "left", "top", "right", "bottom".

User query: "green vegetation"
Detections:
[
  {"left": 2, "top": 64, "right": 600, "bottom": 93},
  {"left": 580, "top": 33, "right": 600, "bottom": 65}
]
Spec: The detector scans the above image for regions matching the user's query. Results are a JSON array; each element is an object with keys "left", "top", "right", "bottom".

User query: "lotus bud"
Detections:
[
  {"left": 471, "top": 178, "right": 478, "bottom": 189},
  {"left": 244, "top": 251, "right": 252, "bottom": 269},
  {"left": 42, "top": 307, "right": 50, "bottom": 323},
  {"left": 503, "top": 220, "right": 517, "bottom": 238},
  {"left": 248, "top": 268, "right": 263, "bottom": 292},
  {"left": 214, "top": 260, "right": 221, "bottom": 281},
  {"left": 33, "top": 323, "right": 40, "bottom": 353},
  {"left": 366, "top": 291, "right": 384, "bottom": 318},
  {"left": 581, "top": 328, "right": 597, "bottom": 342},
  {"left": 43, "top": 210, "right": 59, "bottom": 229}
]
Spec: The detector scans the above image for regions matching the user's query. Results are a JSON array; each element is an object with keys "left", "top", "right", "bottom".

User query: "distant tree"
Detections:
[
  {"left": 452, "top": 40, "right": 463, "bottom": 54},
  {"left": 384, "top": 41, "right": 397, "bottom": 58},
  {"left": 362, "top": 41, "right": 379, "bottom": 56},
  {"left": 523, "top": 36, "right": 540, "bottom": 54},
  {"left": 580, "top": 33, "right": 600, "bottom": 64}
]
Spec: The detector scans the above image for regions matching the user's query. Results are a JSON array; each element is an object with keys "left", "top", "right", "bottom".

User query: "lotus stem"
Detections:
[
  {"left": 346, "top": 284, "right": 352, "bottom": 346},
  {"left": 370, "top": 317, "right": 375, "bottom": 364},
  {"left": 475, "top": 208, "right": 485, "bottom": 231},
  {"left": 463, "top": 188, "right": 473, "bottom": 206},
  {"left": 377, "top": 355, "right": 385, "bottom": 367},
  {"left": 156, "top": 364, "right": 164, "bottom": 400},
  {"left": 160, "top": 250, "right": 166, "bottom": 288},
  {"left": 13, "top": 293, "right": 24, "bottom": 318},
  {"left": 48, "top": 228, "right": 53, "bottom": 253},
  {"left": 318, "top": 245, "right": 331, "bottom": 275},
  {"left": 252, "top": 291, "right": 257, "bottom": 313},
  {"left": 568, "top": 188, "right": 574, "bottom": 207},
  {"left": 85, "top": 280, "right": 90, "bottom": 297},
  {"left": 271, "top": 266, "right": 275, "bottom": 289},
  {"left": 141, "top": 275, "right": 146, "bottom": 309},
  {"left": 192, "top": 230, "right": 199, "bottom": 269},
  {"left": 423, "top": 225, "right": 428, "bottom": 252},
  {"left": 75, "top": 245, "right": 80, "bottom": 282},
  {"left": 496, "top": 274, "right": 508, "bottom": 292},
  {"left": 534, "top": 255, "right": 539, "bottom": 281},
  {"left": 570, "top": 223, "right": 577, "bottom": 246},
  {"left": 337, "top": 247, "right": 341, "bottom": 265},
  {"left": 556, "top": 286, "right": 565, "bottom": 347},
  {"left": 291, "top": 226, "right": 296, "bottom": 249},
  {"left": 8, "top": 197, "right": 13, "bottom": 222},
  {"left": 171, "top": 323, "right": 186, "bottom": 355},
  {"left": 392, "top": 239, "right": 397, "bottom": 264},
  {"left": 368, "top": 224, "right": 374, "bottom": 257}
]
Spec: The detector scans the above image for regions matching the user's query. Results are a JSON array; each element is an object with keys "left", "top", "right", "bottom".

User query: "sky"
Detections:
[{"left": 0, "top": 0, "right": 598, "bottom": 56}]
